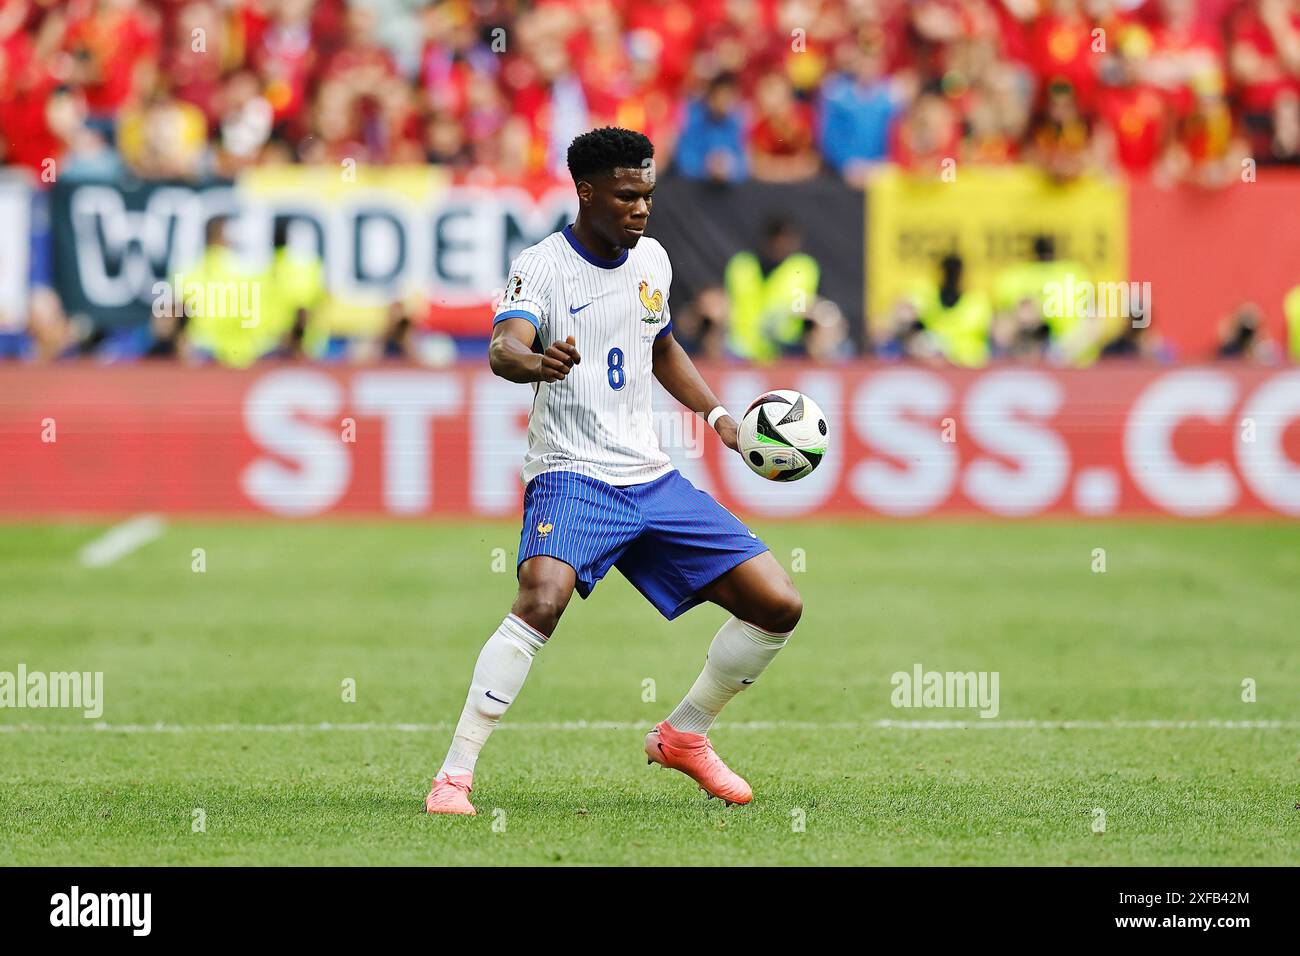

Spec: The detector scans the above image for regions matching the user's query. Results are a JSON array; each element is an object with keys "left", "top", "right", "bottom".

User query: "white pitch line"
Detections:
[
  {"left": 0, "top": 719, "right": 1295, "bottom": 734},
  {"left": 77, "top": 515, "right": 166, "bottom": 568}
]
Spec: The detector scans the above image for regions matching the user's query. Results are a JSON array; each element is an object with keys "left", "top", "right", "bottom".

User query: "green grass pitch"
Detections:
[{"left": 1, "top": 519, "right": 1297, "bottom": 866}]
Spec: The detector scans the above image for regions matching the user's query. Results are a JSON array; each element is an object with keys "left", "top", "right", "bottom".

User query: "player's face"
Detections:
[{"left": 589, "top": 163, "right": 655, "bottom": 248}]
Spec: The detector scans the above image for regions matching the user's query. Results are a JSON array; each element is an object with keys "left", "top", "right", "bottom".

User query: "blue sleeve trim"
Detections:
[
  {"left": 655, "top": 320, "right": 673, "bottom": 340},
  {"left": 494, "top": 309, "right": 541, "bottom": 330}
]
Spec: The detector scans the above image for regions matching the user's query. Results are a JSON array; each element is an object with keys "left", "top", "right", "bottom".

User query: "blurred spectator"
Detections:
[
  {"left": 674, "top": 73, "right": 748, "bottom": 183},
  {"left": 216, "top": 71, "right": 274, "bottom": 174},
  {"left": 724, "top": 216, "right": 820, "bottom": 362},
  {"left": 793, "top": 298, "right": 856, "bottom": 362},
  {"left": 424, "top": 109, "right": 472, "bottom": 168},
  {"left": 990, "top": 296, "right": 1052, "bottom": 362},
  {"left": 818, "top": 40, "right": 904, "bottom": 185},
  {"left": 64, "top": 0, "right": 161, "bottom": 124},
  {"left": 874, "top": 299, "right": 945, "bottom": 363},
  {"left": 675, "top": 287, "right": 732, "bottom": 360},
  {"left": 1230, "top": 0, "right": 1300, "bottom": 163},
  {"left": 1215, "top": 302, "right": 1279, "bottom": 361},
  {"left": 21, "top": 287, "right": 88, "bottom": 361},
  {"left": 1028, "top": 79, "right": 1099, "bottom": 181},
  {"left": 141, "top": 303, "right": 188, "bottom": 360},
  {"left": 47, "top": 84, "right": 124, "bottom": 180},
  {"left": 117, "top": 86, "right": 209, "bottom": 179},
  {"left": 1095, "top": 41, "right": 1169, "bottom": 178},
  {"left": 252, "top": 0, "right": 317, "bottom": 136},
  {"left": 748, "top": 74, "right": 820, "bottom": 182},
  {"left": 1098, "top": 313, "right": 1172, "bottom": 362},
  {"left": 890, "top": 84, "right": 960, "bottom": 172}
]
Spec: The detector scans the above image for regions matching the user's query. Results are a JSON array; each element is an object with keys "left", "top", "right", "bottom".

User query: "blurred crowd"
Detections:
[
  {"left": 3, "top": 0, "right": 1300, "bottom": 185},
  {"left": 3, "top": 0, "right": 1300, "bottom": 367}
]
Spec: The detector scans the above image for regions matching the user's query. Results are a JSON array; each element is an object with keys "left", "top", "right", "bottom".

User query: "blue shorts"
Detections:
[{"left": 517, "top": 469, "right": 770, "bottom": 620}]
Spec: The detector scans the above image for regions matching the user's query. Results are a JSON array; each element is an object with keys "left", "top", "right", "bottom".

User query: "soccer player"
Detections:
[{"left": 425, "top": 128, "right": 803, "bottom": 815}]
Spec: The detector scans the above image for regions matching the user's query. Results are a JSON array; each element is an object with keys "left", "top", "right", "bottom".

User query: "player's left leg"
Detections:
[
  {"left": 661, "top": 552, "right": 802, "bottom": 735},
  {"left": 695, "top": 550, "right": 803, "bottom": 634},
  {"left": 647, "top": 554, "right": 801, "bottom": 805},
  {"left": 614, "top": 472, "right": 800, "bottom": 804}
]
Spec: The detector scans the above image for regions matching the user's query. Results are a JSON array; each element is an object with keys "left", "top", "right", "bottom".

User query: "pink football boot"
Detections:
[
  {"left": 645, "top": 721, "right": 753, "bottom": 806},
  {"left": 424, "top": 772, "right": 477, "bottom": 816}
]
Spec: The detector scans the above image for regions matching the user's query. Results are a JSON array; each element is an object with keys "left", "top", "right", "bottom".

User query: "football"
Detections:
[{"left": 736, "top": 390, "right": 829, "bottom": 481}]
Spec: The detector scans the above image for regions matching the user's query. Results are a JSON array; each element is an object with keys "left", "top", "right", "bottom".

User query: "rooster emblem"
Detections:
[
  {"left": 638, "top": 281, "right": 664, "bottom": 324},
  {"left": 536, "top": 521, "right": 554, "bottom": 538}
]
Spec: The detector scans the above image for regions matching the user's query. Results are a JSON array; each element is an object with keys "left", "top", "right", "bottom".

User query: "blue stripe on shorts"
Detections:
[{"left": 516, "top": 469, "right": 769, "bottom": 620}]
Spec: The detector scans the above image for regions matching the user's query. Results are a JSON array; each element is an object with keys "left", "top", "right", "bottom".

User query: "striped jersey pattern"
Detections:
[{"left": 494, "top": 225, "right": 675, "bottom": 487}]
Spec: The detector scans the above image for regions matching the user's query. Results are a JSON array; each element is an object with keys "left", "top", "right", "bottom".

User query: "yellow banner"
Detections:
[
  {"left": 866, "top": 166, "right": 1128, "bottom": 328},
  {"left": 239, "top": 164, "right": 449, "bottom": 201}
]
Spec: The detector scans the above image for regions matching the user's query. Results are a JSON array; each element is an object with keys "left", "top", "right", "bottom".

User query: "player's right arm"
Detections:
[
  {"left": 489, "top": 251, "right": 581, "bottom": 383},
  {"left": 489, "top": 320, "right": 581, "bottom": 383}
]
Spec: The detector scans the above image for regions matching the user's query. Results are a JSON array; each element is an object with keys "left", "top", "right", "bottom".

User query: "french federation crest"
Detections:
[{"left": 638, "top": 280, "right": 664, "bottom": 338}]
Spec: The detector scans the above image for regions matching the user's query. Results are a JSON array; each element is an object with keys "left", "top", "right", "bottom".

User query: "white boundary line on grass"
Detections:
[
  {"left": 77, "top": 515, "right": 166, "bottom": 568},
  {"left": 0, "top": 719, "right": 1295, "bottom": 734}
]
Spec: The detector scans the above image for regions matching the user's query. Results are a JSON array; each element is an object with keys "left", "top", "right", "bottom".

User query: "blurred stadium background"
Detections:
[
  {"left": 1, "top": 0, "right": 1299, "bottom": 866},
  {"left": 1, "top": 0, "right": 1298, "bottom": 518}
]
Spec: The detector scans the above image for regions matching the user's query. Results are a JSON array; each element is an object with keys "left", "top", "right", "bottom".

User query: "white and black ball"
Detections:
[{"left": 736, "top": 390, "right": 829, "bottom": 482}]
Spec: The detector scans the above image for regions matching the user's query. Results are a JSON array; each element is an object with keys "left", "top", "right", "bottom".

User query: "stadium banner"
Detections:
[
  {"left": 46, "top": 169, "right": 576, "bottom": 335},
  {"left": 865, "top": 166, "right": 1128, "bottom": 329},
  {"left": 49, "top": 176, "right": 238, "bottom": 329},
  {"left": 3, "top": 363, "right": 1298, "bottom": 519}
]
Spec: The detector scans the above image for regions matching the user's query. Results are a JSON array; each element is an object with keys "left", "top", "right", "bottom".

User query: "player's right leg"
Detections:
[
  {"left": 425, "top": 557, "right": 576, "bottom": 816},
  {"left": 426, "top": 471, "right": 643, "bottom": 816}
]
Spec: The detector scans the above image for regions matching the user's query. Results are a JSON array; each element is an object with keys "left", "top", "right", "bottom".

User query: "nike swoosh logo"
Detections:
[
  {"left": 569, "top": 303, "right": 592, "bottom": 314},
  {"left": 484, "top": 691, "right": 512, "bottom": 705},
  {"left": 741, "top": 679, "right": 755, "bottom": 684}
]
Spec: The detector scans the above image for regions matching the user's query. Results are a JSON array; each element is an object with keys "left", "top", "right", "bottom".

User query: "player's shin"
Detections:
[
  {"left": 438, "top": 613, "right": 548, "bottom": 777},
  {"left": 664, "top": 616, "right": 793, "bottom": 734}
]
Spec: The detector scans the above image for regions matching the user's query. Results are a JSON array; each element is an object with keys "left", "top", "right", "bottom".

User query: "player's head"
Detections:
[{"left": 567, "top": 127, "right": 656, "bottom": 249}]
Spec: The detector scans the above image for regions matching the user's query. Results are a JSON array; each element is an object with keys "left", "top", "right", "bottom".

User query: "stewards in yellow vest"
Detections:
[
  {"left": 258, "top": 222, "right": 327, "bottom": 358},
  {"left": 913, "top": 254, "right": 991, "bottom": 368},
  {"left": 182, "top": 218, "right": 267, "bottom": 368},
  {"left": 725, "top": 217, "right": 820, "bottom": 363}
]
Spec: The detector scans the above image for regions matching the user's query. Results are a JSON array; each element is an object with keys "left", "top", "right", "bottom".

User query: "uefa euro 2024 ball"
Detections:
[{"left": 736, "top": 390, "right": 829, "bottom": 482}]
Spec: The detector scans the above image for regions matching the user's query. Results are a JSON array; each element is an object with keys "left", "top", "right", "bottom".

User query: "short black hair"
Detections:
[{"left": 567, "top": 127, "right": 654, "bottom": 184}]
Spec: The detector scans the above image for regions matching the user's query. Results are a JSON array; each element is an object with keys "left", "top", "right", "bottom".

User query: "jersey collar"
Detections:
[{"left": 562, "top": 224, "right": 628, "bottom": 269}]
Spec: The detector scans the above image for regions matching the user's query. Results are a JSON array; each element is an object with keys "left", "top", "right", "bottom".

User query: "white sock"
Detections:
[
  {"left": 439, "top": 613, "right": 547, "bottom": 778},
  {"left": 665, "top": 616, "right": 793, "bottom": 734}
]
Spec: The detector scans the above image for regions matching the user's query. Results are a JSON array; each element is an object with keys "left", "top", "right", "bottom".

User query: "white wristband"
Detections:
[{"left": 706, "top": 406, "right": 731, "bottom": 430}]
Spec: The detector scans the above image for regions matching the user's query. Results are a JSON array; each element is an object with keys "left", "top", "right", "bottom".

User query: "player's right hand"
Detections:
[{"left": 537, "top": 335, "right": 581, "bottom": 382}]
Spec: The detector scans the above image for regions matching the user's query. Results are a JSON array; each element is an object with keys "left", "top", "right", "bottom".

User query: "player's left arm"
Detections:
[{"left": 652, "top": 329, "right": 739, "bottom": 452}]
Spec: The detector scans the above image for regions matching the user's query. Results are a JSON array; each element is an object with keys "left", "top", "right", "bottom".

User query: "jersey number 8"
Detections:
[{"left": 607, "top": 347, "right": 625, "bottom": 390}]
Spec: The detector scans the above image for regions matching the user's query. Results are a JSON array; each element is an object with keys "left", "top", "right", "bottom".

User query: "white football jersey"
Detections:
[{"left": 494, "top": 225, "right": 675, "bottom": 487}]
